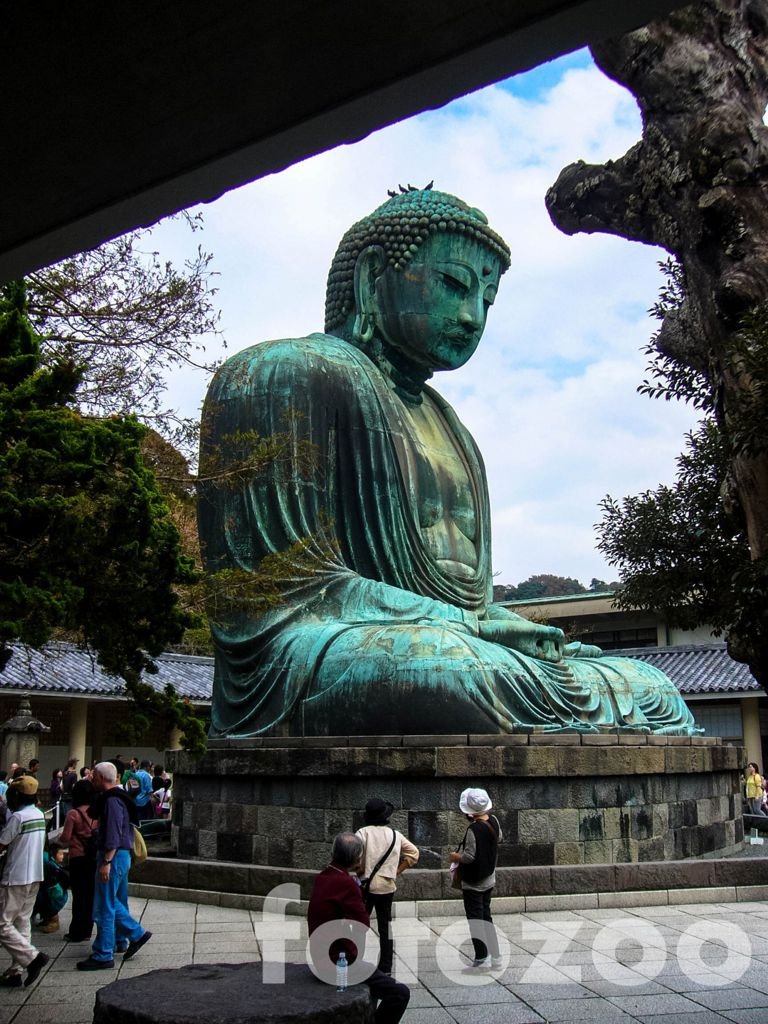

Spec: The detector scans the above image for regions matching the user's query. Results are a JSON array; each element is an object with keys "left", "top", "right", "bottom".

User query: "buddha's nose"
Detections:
[{"left": 458, "top": 301, "right": 482, "bottom": 332}]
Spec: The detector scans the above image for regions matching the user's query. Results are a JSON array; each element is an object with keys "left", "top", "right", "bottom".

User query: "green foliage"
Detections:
[
  {"left": 639, "top": 258, "right": 713, "bottom": 410},
  {"left": 504, "top": 574, "right": 587, "bottom": 600},
  {"left": 0, "top": 281, "right": 207, "bottom": 744},
  {"left": 599, "top": 258, "right": 768, "bottom": 680},
  {"left": 111, "top": 678, "right": 208, "bottom": 755},
  {"left": 641, "top": 257, "right": 768, "bottom": 458},
  {"left": 598, "top": 407, "right": 768, "bottom": 679},
  {"left": 598, "top": 420, "right": 744, "bottom": 628},
  {"left": 726, "top": 304, "right": 768, "bottom": 458},
  {"left": 588, "top": 578, "right": 617, "bottom": 592}
]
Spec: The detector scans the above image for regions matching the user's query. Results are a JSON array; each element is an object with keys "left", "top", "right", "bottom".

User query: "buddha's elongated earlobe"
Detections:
[
  {"left": 352, "top": 310, "right": 375, "bottom": 346},
  {"left": 352, "top": 246, "right": 387, "bottom": 346}
]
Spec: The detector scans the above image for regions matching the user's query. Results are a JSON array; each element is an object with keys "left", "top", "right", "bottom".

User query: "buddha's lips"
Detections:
[{"left": 443, "top": 330, "right": 479, "bottom": 348}]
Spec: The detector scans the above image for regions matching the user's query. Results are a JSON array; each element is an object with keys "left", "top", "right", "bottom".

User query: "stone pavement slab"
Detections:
[{"left": 2, "top": 896, "right": 768, "bottom": 1022}]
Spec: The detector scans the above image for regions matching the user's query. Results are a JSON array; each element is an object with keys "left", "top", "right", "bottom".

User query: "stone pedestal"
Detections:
[
  {"left": 94, "top": 962, "right": 373, "bottom": 1024},
  {"left": 167, "top": 734, "right": 744, "bottom": 879}
]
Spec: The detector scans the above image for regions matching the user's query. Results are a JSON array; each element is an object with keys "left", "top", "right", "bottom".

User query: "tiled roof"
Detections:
[
  {"left": 2, "top": 643, "right": 213, "bottom": 703},
  {"left": 613, "top": 642, "right": 763, "bottom": 695},
  {"left": 504, "top": 591, "right": 617, "bottom": 606}
]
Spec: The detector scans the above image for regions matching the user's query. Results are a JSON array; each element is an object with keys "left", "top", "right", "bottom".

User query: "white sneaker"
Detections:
[
  {"left": 462, "top": 957, "right": 492, "bottom": 973},
  {"left": 491, "top": 956, "right": 503, "bottom": 970}
]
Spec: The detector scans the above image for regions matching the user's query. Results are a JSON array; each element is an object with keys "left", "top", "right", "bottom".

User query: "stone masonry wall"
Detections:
[{"left": 167, "top": 735, "right": 744, "bottom": 870}]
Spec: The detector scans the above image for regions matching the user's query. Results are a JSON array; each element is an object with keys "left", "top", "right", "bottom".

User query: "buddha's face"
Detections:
[{"left": 372, "top": 231, "right": 502, "bottom": 372}]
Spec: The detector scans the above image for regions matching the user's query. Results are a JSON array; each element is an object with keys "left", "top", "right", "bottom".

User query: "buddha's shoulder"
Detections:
[{"left": 218, "top": 333, "right": 366, "bottom": 379}]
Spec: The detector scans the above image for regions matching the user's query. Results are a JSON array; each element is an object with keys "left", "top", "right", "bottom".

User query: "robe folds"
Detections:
[{"left": 198, "top": 333, "right": 699, "bottom": 738}]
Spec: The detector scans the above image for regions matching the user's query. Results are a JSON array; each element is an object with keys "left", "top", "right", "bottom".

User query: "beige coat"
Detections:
[{"left": 356, "top": 825, "right": 419, "bottom": 894}]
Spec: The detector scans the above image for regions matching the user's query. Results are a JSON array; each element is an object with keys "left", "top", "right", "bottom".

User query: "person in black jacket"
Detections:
[{"left": 448, "top": 787, "right": 502, "bottom": 971}]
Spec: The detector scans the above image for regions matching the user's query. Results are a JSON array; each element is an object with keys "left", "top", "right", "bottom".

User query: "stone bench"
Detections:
[{"left": 93, "top": 962, "right": 373, "bottom": 1024}]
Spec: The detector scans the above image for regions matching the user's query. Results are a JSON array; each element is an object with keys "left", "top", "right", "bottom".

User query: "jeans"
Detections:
[
  {"left": 92, "top": 850, "right": 143, "bottom": 961},
  {"left": 462, "top": 887, "right": 499, "bottom": 961},
  {"left": 364, "top": 891, "right": 394, "bottom": 973}
]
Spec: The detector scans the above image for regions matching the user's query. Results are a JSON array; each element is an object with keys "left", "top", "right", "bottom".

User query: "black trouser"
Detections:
[
  {"left": 366, "top": 967, "right": 409, "bottom": 1024},
  {"left": 67, "top": 855, "right": 96, "bottom": 940},
  {"left": 462, "top": 887, "right": 499, "bottom": 961},
  {"left": 365, "top": 890, "right": 394, "bottom": 973},
  {"left": 136, "top": 802, "right": 154, "bottom": 822}
]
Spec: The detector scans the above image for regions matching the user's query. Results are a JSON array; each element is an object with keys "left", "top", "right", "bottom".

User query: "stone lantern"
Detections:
[{"left": 0, "top": 694, "right": 50, "bottom": 771}]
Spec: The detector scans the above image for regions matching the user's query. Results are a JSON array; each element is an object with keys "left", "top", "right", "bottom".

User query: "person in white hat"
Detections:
[{"left": 448, "top": 787, "right": 503, "bottom": 971}]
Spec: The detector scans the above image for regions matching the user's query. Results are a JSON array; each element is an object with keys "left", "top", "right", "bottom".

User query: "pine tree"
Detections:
[{"left": 0, "top": 281, "right": 205, "bottom": 749}]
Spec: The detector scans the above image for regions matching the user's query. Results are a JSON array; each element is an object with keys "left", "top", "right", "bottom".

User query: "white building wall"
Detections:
[{"left": 668, "top": 624, "right": 720, "bottom": 646}]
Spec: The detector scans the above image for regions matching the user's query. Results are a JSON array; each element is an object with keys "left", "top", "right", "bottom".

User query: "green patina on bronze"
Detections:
[{"left": 198, "top": 187, "right": 699, "bottom": 738}]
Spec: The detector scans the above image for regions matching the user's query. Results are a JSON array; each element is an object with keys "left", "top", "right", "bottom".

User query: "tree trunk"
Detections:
[{"left": 547, "top": 0, "right": 768, "bottom": 558}]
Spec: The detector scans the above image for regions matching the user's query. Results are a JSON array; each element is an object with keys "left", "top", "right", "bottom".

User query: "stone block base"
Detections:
[
  {"left": 167, "top": 735, "right": 744, "bottom": 870},
  {"left": 94, "top": 962, "right": 373, "bottom": 1023}
]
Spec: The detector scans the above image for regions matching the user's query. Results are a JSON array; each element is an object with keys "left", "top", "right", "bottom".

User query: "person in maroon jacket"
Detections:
[{"left": 307, "top": 833, "right": 409, "bottom": 1024}]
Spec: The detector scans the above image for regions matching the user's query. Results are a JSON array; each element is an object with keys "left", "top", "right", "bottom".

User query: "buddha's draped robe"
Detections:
[{"left": 198, "top": 334, "right": 698, "bottom": 737}]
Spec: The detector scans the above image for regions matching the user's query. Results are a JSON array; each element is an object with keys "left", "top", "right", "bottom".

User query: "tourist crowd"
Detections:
[
  {"left": 0, "top": 752, "right": 505, "bottom": 1023},
  {"left": 0, "top": 754, "right": 169, "bottom": 987}
]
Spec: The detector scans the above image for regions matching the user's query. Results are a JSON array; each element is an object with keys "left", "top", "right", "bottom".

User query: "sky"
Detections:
[{"left": 148, "top": 47, "right": 699, "bottom": 590}]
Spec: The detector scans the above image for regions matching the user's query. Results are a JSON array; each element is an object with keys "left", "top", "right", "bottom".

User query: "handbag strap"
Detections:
[
  {"left": 460, "top": 816, "right": 498, "bottom": 851},
  {"left": 78, "top": 806, "right": 98, "bottom": 838},
  {"left": 366, "top": 828, "right": 397, "bottom": 885}
]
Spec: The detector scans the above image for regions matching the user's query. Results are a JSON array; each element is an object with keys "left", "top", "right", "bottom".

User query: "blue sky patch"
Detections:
[{"left": 500, "top": 48, "right": 593, "bottom": 99}]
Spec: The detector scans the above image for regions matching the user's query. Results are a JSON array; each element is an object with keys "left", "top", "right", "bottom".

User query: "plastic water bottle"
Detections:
[{"left": 336, "top": 951, "right": 348, "bottom": 991}]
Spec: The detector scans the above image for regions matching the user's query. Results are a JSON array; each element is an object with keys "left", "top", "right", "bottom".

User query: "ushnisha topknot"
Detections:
[{"left": 324, "top": 185, "right": 511, "bottom": 333}]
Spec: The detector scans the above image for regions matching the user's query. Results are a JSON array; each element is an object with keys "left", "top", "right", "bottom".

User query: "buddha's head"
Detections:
[{"left": 325, "top": 187, "right": 511, "bottom": 374}]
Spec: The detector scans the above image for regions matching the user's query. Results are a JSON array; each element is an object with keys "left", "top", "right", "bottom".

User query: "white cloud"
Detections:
[{"left": 152, "top": 54, "right": 698, "bottom": 587}]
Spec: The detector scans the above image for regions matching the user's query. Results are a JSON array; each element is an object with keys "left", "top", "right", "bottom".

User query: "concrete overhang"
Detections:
[{"left": 1, "top": 0, "right": 683, "bottom": 283}]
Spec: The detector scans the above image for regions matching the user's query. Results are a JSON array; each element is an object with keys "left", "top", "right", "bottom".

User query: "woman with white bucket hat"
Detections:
[{"left": 448, "top": 787, "right": 502, "bottom": 971}]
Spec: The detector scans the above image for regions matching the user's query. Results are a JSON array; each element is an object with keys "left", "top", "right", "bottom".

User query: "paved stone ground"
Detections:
[{"left": 4, "top": 896, "right": 768, "bottom": 1023}]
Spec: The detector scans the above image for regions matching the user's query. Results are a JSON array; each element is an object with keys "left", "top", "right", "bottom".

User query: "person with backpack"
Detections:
[
  {"left": 448, "top": 787, "right": 503, "bottom": 972},
  {"left": 75, "top": 762, "right": 151, "bottom": 971},
  {"left": 122, "top": 757, "right": 140, "bottom": 794},
  {"left": 132, "top": 761, "right": 154, "bottom": 821},
  {"left": 56, "top": 779, "right": 98, "bottom": 943},
  {"left": 355, "top": 798, "right": 419, "bottom": 976}
]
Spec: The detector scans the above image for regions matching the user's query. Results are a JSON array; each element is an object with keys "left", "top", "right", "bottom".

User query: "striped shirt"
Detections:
[{"left": 0, "top": 805, "right": 45, "bottom": 885}]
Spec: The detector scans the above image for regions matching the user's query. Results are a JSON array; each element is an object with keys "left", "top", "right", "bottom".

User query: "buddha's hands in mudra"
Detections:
[{"left": 478, "top": 607, "right": 565, "bottom": 663}]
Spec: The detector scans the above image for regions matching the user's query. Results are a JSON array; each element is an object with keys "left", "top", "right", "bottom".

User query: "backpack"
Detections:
[
  {"left": 124, "top": 775, "right": 141, "bottom": 798},
  {"left": 132, "top": 825, "right": 148, "bottom": 865}
]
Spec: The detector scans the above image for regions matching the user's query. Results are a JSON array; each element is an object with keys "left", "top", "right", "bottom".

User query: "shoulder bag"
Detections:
[{"left": 360, "top": 828, "right": 396, "bottom": 897}]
